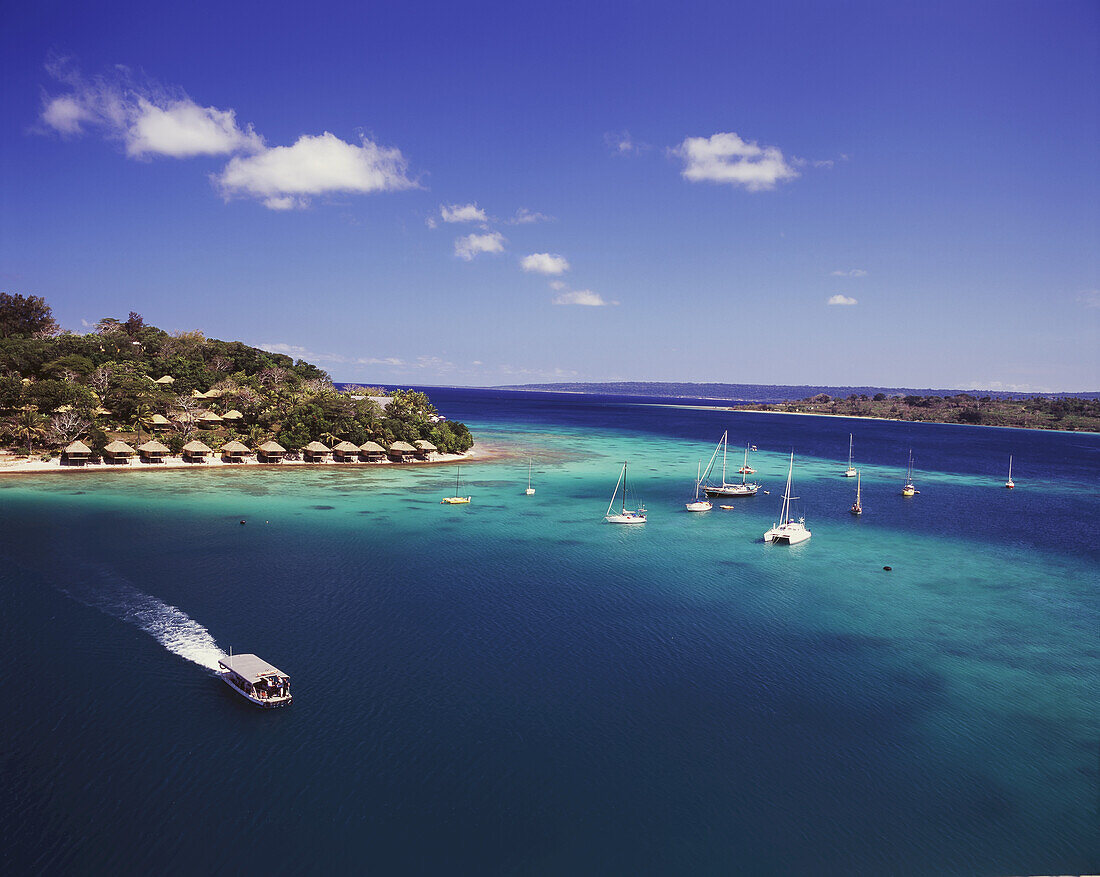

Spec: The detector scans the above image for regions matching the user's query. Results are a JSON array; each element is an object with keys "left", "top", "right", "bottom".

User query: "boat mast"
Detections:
[
  {"left": 622, "top": 462, "right": 629, "bottom": 513},
  {"left": 528, "top": 460, "right": 532, "bottom": 490},
  {"left": 780, "top": 452, "right": 793, "bottom": 522},
  {"left": 1008, "top": 455, "right": 1012, "bottom": 481},
  {"left": 607, "top": 463, "right": 626, "bottom": 517},
  {"left": 721, "top": 431, "right": 728, "bottom": 485},
  {"left": 848, "top": 434, "right": 853, "bottom": 468},
  {"left": 856, "top": 470, "right": 861, "bottom": 504}
]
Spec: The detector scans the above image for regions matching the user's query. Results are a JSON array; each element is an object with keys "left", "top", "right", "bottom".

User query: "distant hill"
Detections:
[{"left": 493, "top": 381, "right": 1098, "bottom": 403}]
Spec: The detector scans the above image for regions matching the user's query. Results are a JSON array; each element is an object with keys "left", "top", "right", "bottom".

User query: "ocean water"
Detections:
[{"left": 1, "top": 389, "right": 1097, "bottom": 875}]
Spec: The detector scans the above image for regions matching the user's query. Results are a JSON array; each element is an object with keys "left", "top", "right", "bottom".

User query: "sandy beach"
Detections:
[{"left": 0, "top": 444, "right": 497, "bottom": 476}]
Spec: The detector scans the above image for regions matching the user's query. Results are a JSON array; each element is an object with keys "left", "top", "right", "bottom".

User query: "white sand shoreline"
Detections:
[{"left": 0, "top": 445, "right": 488, "bottom": 476}]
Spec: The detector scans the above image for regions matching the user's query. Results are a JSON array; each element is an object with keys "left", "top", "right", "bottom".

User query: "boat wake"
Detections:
[{"left": 60, "top": 570, "right": 227, "bottom": 672}]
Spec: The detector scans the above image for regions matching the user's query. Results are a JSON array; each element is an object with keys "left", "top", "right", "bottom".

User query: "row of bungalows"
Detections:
[{"left": 62, "top": 439, "right": 441, "bottom": 466}]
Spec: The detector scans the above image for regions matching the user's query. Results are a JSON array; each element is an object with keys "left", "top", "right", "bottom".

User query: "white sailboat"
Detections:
[
  {"left": 685, "top": 461, "right": 713, "bottom": 512},
  {"left": 525, "top": 460, "right": 536, "bottom": 495},
  {"left": 1005, "top": 455, "right": 1015, "bottom": 489},
  {"left": 440, "top": 465, "right": 471, "bottom": 504},
  {"left": 702, "top": 431, "right": 761, "bottom": 497},
  {"left": 764, "top": 452, "right": 811, "bottom": 544},
  {"left": 850, "top": 469, "right": 863, "bottom": 515},
  {"left": 605, "top": 461, "right": 646, "bottom": 524},
  {"left": 844, "top": 434, "right": 857, "bottom": 477},
  {"left": 902, "top": 450, "right": 919, "bottom": 496},
  {"left": 738, "top": 444, "right": 756, "bottom": 475}
]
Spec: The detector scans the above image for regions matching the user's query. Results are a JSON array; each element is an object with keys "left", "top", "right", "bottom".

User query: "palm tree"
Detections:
[
  {"left": 14, "top": 406, "right": 47, "bottom": 456},
  {"left": 132, "top": 402, "right": 154, "bottom": 445},
  {"left": 320, "top": 430, "right": 340, "bottom": 448}
]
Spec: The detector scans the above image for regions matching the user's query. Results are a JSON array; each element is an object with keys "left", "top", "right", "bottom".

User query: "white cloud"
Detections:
[
  {"left": 509, "top": 207, "right": 552, "bottom": 224},
  {"left": 40, "top": 62, "right": 262, "bottom": 158},
  {"left": 215, "top": 132, "right": 415, "bottom": 209},
  {"left": 1077, "top": 289, "right": 1100, "bottom": 308},
  {"left": 520, "top": 253, "right": 570, "bottom": 275},
  {"left": 549, "top": 280, "right": 566, "bottom": 290},
  {"left": 425, "top": 216, "right": 437, "bottom": 229},
  {"left": 454, "top": 231, "right": 505, "bottom": 261},
  {"left": 440, "top": 202, "right": 487, "bottom": 224},
  {"left": 553, "top": 289, "right": 616, "bottom": 306},
  {"left": 673, "top": 132, "right": 798, "bottom": 191},
  {"left": 831, "top": 269, "right": 868, "bottom": 277},
  {"left": 605, "top": 130, "right": 646, "bottom": 155},
  {"left": 827, "top": 294, "right": 858, "bottom": 306}
]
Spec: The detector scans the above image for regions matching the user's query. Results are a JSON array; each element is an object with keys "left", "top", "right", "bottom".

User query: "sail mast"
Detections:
[
  {"left": 848, "top": 434, "right": 853, "bottom": 468},
  {"left": 606, "top": 463, "right": 625, "bottom": 517},
  {"left": 721, "top": 431, "right": 728, "bottom": 485}
]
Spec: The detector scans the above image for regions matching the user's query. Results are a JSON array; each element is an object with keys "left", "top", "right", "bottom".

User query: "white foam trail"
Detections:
[{"left": 61, "top": 573, "right": 227, "bottom": 672}]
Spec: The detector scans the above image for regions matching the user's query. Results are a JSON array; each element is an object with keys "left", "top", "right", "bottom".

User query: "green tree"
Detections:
[
  {"left": 0, "top": 293, "right": 59, "bottom": 339},
  {"left": 13, "top": 406, "right": 47, "bottom": 455}
]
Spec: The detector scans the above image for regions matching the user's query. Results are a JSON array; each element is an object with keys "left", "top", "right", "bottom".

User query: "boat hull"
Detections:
[
  {"left": 763, "top": 524, "right": 811, "bottom": 544},
  {"left": 685, "top": 501, "right": 712, "bottom": 512},
  {"left": 844, "top": 469, "right": 857, "bottom": 477},
  {"left": 704, "top": 484, "right": 759, "bottom": 497},
  {"left": 606, "top": 513, "right": 646, "bottom": 524},
  {"left": 441, "top": 497, "right": 471, "bottom": 504},
  {"left": 219, "top": 673, "right": 292, "bottom": 708},
  {"left": 525, "top": 488, "right": 535, "bottom": 495}
]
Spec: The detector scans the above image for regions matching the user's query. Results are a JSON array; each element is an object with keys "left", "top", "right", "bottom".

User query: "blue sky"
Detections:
[{"left": 2, "top": 0, "right": 1097, "bottom": 391}]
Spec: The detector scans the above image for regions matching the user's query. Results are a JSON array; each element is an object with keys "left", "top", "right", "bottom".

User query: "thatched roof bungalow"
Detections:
[
  {"left": 182, "top": 439, "right": 213, "bottom": 463},
  {"left": 93, "top": 406, "right": 112, "bottom": 417},
  {"left": 103, "top": 440, "right": 136, "bottom": 464},
  {"left": 257, "top": 440, "right": 286, "bottom": 463},
  {"left": 302, "top": 440, "right": 331, "bottom": 462},
  {"left": 389, "top": 440, "right": 416, "bottom": 462},
  {"left": 148, "top": 414, "right": 172, "bottom": 431},
  {"left": 62, "top": 440, "right": 92, "bottom": 466},
  {"left": 138, "top": 439, "right": 171, "bottom": 463},
  {"left": 359, "top": 441, "right": 386, "bottom": 462},
  {"left": 221, "top": 440, "right": 252, "bottom": 463},
  {"left": 414, "top": 439, "right": 437, "bottom": 460},
  {"left": 221, "top": 409, "right": 244, "bottom": 423},
  {"left": 332, "top": 441, "right": 360, "bottom": 462},
  {"left": 153, "top": 375, "right": 175, "bottom": 385},
  {"left": 198, "top": 410, "right": 223, "bottom": 425}
]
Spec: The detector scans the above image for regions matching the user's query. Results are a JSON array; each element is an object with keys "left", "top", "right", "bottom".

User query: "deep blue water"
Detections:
[{"left": 1, "top": 388, "right": 1097, "bottom": 875}]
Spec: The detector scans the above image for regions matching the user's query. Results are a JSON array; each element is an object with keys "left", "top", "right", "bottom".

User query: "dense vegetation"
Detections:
[
  {"left": 0, "top": 294, "right": 473, "bottom": 458},
  {"left": 744, "top": 393, "right": 1100, "bottom": 432}
]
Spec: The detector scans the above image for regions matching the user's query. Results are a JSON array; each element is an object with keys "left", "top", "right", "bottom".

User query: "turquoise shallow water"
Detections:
[{"left": 1, "top": 389, "right": 1097, "bottom": 875}]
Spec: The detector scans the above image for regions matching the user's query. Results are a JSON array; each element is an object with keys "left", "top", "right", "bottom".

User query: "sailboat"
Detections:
[
  {"left": 525, "top": 460, "right": 536, "bottom": 495},
  {"left": 702, "top": 431, "right": 761, "bottom": 497},
  {"left": 764, "top": 453, "right": 811, "bottom": 544},
  {"left": 850, "top": 469, "right": 863, "bottom": 515},
  {"left": 605, "top": 461, "right": 646, "bottom": 524},
  {"left": 440, "top": 465, "right": 471, "bottom": 504},
  {"left": 1005, "top": 455, "right": 1015, "bottom": 489},
  {"left": 738, "top": 444, "right": 756, "bottom": 475},
  {"left": 901, "top": 450, "right": 919, "bottom": 496},
  {"left": 843, "top": 434, "right": 857, "bottom": 477},
  {"left": 685, "top": 461, "right": 713, "bottom": 512}
]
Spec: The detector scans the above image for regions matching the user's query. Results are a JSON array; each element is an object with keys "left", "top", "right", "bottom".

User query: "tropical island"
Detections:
[
  {"left": 0, "top": 293, "right": 474, "bottom": 469},
  {"left": 498, "top": 381, "right": 1100, "bottom": 432}
]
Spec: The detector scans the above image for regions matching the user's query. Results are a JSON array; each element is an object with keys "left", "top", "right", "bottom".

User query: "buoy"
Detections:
[
  {"left": 240, "top": 520, "right": 246, "bottom": 525},
  {"left": 883, "top": 566, "right": 892, "bottom": 571}
]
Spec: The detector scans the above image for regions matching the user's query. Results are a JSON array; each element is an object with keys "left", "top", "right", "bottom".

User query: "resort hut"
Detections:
[
  {"left": 204, "top": 388, "right": 223, "bottom": 399},
  {"left": 414, "top": 439, "right": 437, "bottom": 460},
  {"left": 388, "top": 440, "right": 416, "bottom": 463},
  {"left": 220, "top": 440, "right": 252, "bottom": 463},
  {"left": 153, "top": 375, "right": 175, "bottom": 386},
  {"left": 257, "top": 440, "right": 286, "bottom": 463},
  {"left": 93, "top": 406, "right": 112, "bottom": 417},
  {"left": 302, "top": 440, "right": 332, "bottom": 463},
  {"left": 332, "top": 440, "right": 360, "bottom": 462},
  {"left": 103, "top": 440, "right": 136, "bottom": 465},
  {"left": 62, "top": 440, "right": 92, "bottom": 466},
  {"left": 359, "top": 441, "right": 386, "bottom": 462},
  {"left": 182, "top": 439, "right": 213, "bottom": 463},
  {"left": 149, "top": 414, "right": 172, "bottom": 431},
  {"left": 191, "top": 389, "right": 208, "bottom": 399},
  {"left": 198, "top": 410, "right": 223, "bottom": 426},
  {"left": 221, "top": 409, "right": 245, "bottom": 424},
  {"left": 137, "top": 439, "right": 171, "bottom": 464}
]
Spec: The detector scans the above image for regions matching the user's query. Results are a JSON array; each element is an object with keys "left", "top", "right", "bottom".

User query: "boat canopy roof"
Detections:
[{"left": 218, "top": 654, "right": 288, "bottom": 682}]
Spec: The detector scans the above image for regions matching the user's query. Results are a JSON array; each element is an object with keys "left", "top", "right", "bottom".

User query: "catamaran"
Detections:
[
  {"left": 525, "top": 459, "right": 536, "bottom": 495},
  {"left": 441, "top": 465, "right": 471, "bottom": 504},
  {"left": 850, "top": 469, "right": 863, "bottom": 515},
  {"left": 844, "top": 434, "right": 857, "bottom": 477},
  {"left": 606, "top": 461, "right": 646, "bottom": 524},
  {"left": 1005, "top": 455, "right": 1015, "bottom": 489},
  {"left": 901, "top": 450, "right": 919, "bottom": 496},
  {"left": 685, "top": 461, "right": 713, "bottom": 512},
  {"left": 764, "top": 452, "right": 811, "bottom": 544},
  {"left": 217, "top": 653, "right": 292, "bottom": 708},
  {"left": 702, "top": 431, "right": 761, "bottom": 497}
]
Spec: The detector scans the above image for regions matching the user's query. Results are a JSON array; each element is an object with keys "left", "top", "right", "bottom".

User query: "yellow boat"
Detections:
[{"left": 441, "top": 466, "right": 471, "bottom": 504}]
